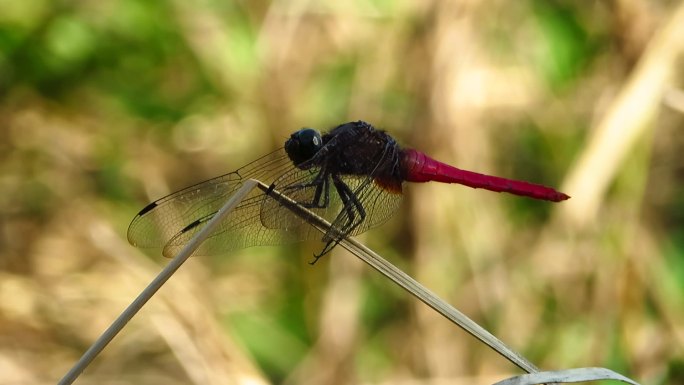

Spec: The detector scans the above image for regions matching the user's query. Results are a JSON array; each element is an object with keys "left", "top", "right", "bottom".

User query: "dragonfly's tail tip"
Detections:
[{"left": 556, "top": 192, "right": 571, "bottom": 202}]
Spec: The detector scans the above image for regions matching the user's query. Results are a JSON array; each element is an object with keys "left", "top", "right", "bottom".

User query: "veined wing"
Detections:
[{"left": 127, "top": 148, "right": 293, "bottom": 253}]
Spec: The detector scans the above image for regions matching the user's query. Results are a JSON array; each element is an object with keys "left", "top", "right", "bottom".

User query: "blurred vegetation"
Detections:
[{"left": 1, "top": 1, "right": 683, "bottom": 384}]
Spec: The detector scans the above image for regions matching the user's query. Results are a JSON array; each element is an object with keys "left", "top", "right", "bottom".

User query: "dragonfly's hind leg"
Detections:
[
  {"left": 333, "top": 177, "right": 365, "bottom": 233},
  {"left": 309, "top": 239, "right": 337, "bottom": 265},
  {"left": 308, "top": 177, "right": 365, "bottom": 265}
]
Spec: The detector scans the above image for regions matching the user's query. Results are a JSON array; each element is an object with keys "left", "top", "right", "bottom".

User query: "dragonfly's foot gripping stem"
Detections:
[{"left": 309, "top": 238, "right": 340, "bottom": 265}]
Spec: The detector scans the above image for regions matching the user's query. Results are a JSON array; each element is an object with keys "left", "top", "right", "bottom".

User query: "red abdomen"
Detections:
[{"left": 400, "top": 149, "right": 570, "bottom": 202}]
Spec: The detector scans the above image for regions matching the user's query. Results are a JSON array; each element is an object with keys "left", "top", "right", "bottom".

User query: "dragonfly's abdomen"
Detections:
[{"left": 400, "top": 149, "right": 570, "bottom": 202}]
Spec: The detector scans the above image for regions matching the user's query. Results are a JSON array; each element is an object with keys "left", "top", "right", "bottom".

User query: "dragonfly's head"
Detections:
[{"left": 285, "top": 128, "right": 323, "bottom": 167}]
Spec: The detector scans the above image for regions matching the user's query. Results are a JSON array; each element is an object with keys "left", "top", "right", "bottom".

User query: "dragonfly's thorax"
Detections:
[{"left": 319, "top": 121, "right": 404, "bottom": 192}]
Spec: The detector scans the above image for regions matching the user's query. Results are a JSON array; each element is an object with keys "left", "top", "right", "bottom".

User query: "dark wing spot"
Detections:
[
  {"left": 180, "top": 218, "right": 204, "bottom": 234},
  {"left": 137, "top": 202, "right": 158, "bottom": 216}
]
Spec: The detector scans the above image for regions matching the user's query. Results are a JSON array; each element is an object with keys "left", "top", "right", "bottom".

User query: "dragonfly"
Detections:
[{"left": 128, "top": 121, "right": 569, "bottom": 263}]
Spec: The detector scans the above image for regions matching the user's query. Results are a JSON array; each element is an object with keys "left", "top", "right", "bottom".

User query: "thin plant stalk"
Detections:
[
  {"left": 254, "top": 181, "right": 540, "bottom": 374},
  {"left": 58, "top": 179, "right": 260, "bottom": 385}
]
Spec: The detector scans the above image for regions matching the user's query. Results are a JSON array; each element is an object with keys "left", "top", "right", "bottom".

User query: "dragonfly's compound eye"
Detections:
[{"left": 285, "top": 128, "right": 323, "bottom": 166}]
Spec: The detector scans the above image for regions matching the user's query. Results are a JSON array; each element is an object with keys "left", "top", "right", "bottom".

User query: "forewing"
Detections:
[
  {"left": 161, "top": 188, "right": 309, "bottom": 257},
  {"left": 127, "top": 148, "right": 295, "bottom": 255},
  {"left": 162, "top": 166, "right": 345, "bottom": 257}
]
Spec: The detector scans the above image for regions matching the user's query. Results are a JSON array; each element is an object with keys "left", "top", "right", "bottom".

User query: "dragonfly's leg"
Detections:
[
  {"left": 303, "top": 173, "right": 329, "bottom": 209},
  {"left": 334, "top": 176, "right": 366, "bottom": 231},
  {"left": 335, "top": 181, "right": 356, "bottom": 226},
  {"left": 321, "top": 175, "right": 330, "bottom": 208},
  {"left": 282, "top": 170, "right": 329, "bottom": 209},
  {"left": 309, "top": 177, "right": 365, "bottom": 265},
  {"left": 309, "top": 239, "right": 336, "bottom": 265}
]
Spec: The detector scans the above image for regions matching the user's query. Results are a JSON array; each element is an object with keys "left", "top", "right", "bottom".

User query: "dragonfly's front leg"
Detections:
[
  {"left": 276, "top": 168, "right": 331, "bottom": 209},
  {"left": 301, "top": 172, "right": 330, "bottom": 209}
]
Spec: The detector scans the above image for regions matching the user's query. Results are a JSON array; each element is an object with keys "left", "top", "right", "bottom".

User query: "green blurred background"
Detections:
[{"left": 1, "top": 1, "right": 683, "bottom": 384}]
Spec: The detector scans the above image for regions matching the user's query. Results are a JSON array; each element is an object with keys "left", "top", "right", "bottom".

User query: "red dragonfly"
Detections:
[{"left": 128, "top": 121, "right": 569, "bottom": 263}]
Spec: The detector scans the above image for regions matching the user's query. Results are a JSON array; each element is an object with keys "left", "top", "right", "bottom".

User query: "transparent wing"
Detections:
[
  {"left": 160, "top": 186, "right": 326, "bottom": 257},
  {"left": 160, "top": 165, "right": 344, "bottom": 258},
  {"left": 127, "top": 149, "right": 296, "bottom": 255}
]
